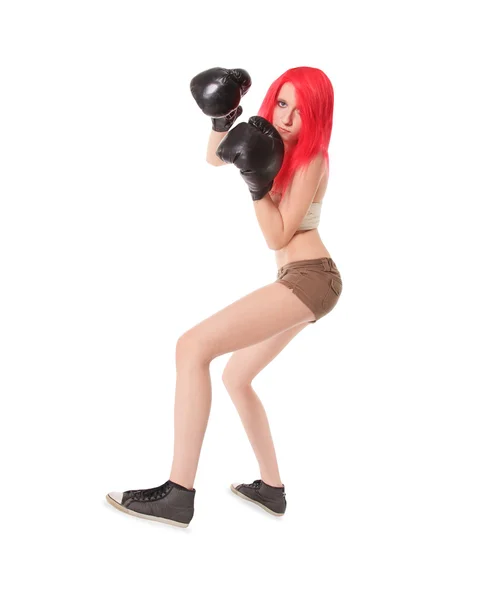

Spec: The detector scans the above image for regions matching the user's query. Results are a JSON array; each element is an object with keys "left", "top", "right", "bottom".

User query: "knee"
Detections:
[
  {"left": 176, "top": 331, "right": 211, "bottom": 364},
  {"left": 222, "top": 366, "right": 252, "bottom": 391}
]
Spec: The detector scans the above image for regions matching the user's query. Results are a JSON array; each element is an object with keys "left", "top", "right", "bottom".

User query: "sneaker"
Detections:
[
  {"left": 106, "top": 479, "right": 195, "bottom": 528},
  {"left": 230, "top": 479, "right": 286, "bottom": 516}
]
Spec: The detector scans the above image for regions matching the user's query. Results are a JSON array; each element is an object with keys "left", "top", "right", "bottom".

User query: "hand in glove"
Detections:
[{"left": 215, "top": 116, "right": 285, "bottom": 200}]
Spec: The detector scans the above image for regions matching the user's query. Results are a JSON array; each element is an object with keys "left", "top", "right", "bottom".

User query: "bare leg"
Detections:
[
  {"left": 168, "top": 282, "right": 314, "bottom": 490},
  {"left": 169, "top": 357, "right": 213, "bottom": 490},
  {"left": 226, "top": 384, "right": 283, "bottom": 486},
  {"left": 222, "top": 322, "right": 309, "bottom": 487}
]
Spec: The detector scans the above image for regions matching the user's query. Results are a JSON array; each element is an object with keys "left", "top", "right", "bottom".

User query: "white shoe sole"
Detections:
[
  {"left": 230, "top": 484, "right": 285, "bottom": 517},
  {"left": 105, "top": 493, "right": 189, "bottom": 528}
]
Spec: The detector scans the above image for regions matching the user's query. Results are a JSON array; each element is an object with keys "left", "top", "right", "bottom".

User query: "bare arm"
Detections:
[
  {"left": 253, "top": 192, "right": 284, "bottom": 250},
  {"left": 206, "top": 130, "right": 228, "bottom": 166}
]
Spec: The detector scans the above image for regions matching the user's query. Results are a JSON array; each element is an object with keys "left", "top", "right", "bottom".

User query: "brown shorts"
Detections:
[{"left": 276, "top": 257, "right": 343, "bottom": 323}]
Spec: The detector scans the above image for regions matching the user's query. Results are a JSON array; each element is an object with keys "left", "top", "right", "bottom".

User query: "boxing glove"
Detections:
[
  {"left": 190, "top": 67, "right": 251, "bottom": 132},
  {"left": 216, "top": 116, "right": 285, "bottom": 201},
  {"left": 211, "top": 105, "right": 243, "bottom": 133}
]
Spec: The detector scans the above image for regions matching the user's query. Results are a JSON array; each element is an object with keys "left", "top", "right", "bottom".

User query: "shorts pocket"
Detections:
[
  {"left": 331, "top": 277, "right": 342, "bottom": 297},
  {"left": 322, "top": 276, "right": 343, "bottom": 312},
  {"left": 283, "top": 271, "right": 304, "bottom": 286}
]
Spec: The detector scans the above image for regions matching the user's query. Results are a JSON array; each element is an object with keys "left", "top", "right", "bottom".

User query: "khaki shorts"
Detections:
[{"left": 276, "top": 257, "right": 343, "bottom": 323}]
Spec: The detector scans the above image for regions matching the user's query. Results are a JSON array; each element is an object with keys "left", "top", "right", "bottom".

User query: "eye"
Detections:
[{"left": 278, "top": 100, "right": 300, "bottom": 115}]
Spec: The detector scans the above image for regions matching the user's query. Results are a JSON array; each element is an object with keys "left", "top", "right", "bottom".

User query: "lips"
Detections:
[{"left": 277, "top": 126, "right": 290, "bottom": 133}]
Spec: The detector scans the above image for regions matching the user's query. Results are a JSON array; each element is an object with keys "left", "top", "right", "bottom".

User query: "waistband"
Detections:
[{"left": 277, "top": 257, "right": 338, "bottom": 276}]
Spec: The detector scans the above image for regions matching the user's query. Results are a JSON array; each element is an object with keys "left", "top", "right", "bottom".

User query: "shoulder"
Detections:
[
  {"left": 284, "top": 152, "right": 326, "bottom": 200},
  {"left": 295, "top": 152, "right": 326, "bottom": 179}
]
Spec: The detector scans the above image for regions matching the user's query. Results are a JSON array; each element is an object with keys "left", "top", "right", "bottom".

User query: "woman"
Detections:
[{"left": 106, "top": 66, "right": 343, "bottom": 527}]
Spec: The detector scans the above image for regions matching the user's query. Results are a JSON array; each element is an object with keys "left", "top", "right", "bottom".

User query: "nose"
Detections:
[{"left": 282, "top": 112, "right": 293, "bottom": 126}]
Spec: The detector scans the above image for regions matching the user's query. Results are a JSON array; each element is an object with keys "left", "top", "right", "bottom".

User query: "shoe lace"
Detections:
[
  {"left": 129, "top": 481, "right": 172, "bottom": 502},
  {"left": 249, "top": 479, "right": 286, "bottom": 498}
]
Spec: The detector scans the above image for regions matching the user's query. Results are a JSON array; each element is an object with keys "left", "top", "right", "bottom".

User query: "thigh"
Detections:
[
  {"left": 178, "top": 281, "right": 315, "bottom": 363},
  {"left": 222, "top": 321, "right": 309, "bottom": 387}
]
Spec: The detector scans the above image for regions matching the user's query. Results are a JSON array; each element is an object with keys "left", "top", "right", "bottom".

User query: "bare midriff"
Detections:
[{"left": 272, "top": 163, "right": 331, "bottom": 270}]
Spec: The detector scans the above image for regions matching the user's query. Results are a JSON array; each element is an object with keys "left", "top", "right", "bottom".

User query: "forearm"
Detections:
[
  {"left": 253, "top": 193, "right": 284, "bottom": 250},
  {"left": 206, "top": 129, "right": 228, "bottom": 165}
]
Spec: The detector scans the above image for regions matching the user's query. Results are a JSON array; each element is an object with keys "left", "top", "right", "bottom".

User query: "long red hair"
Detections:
[{"left": 257, "top": 66, "right": 334, "bottom": 197}]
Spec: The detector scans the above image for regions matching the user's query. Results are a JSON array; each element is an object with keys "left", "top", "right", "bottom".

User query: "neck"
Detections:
[{"left": 283, "top": 140, "right": 297, "bottom": 151}]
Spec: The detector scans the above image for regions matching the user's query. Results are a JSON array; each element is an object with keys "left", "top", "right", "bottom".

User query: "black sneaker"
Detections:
[
  {"left": 106, "top": 479, "right": 195, "bottom": 528},
  {"left": 230, "top": 479, "right": 286, "bottom": 516}
]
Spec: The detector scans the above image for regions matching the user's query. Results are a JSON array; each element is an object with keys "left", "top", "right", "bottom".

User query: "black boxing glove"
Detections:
[
  {"left": 211, "top": 105, "right": 243, "bottom": 133},
  {"left": 190, "top": 67, "right": 251, "bottom": 132},
  {"left": 216, "top": 116, "right": 285, "bottom": 200}
]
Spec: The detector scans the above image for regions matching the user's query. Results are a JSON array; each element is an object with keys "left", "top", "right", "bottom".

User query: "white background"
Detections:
[{"left": 1, "top": 1, "right": 477, "bottom": 598}]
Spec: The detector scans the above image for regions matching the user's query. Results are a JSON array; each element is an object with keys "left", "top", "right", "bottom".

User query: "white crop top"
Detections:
[
  {"left": 297, "top": 200, "right": 322, "bottom": 231},
  {"left": 270, "top": 192, "right": 322, "bottom": 232}
]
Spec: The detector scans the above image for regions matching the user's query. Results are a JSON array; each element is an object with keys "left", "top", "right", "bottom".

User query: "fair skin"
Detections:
[{"left": 170, "top": 83, "right": 331, "bottom": 490}]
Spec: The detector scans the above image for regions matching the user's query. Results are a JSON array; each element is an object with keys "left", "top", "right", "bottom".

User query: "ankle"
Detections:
[
  {"left": 261, "top": 478, "right": 284, "bottom": 488},
  {"left": 169, "top": 478, "right": 194, "bottom": 491}
]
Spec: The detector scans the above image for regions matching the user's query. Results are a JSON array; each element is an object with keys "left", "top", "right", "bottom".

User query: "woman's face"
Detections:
[{"left": 272, "top": 82, "right": 301, "bottom": 145}]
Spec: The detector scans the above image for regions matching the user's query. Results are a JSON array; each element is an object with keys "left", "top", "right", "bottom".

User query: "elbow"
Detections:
[
  {"left": 206, "top": 157, "right": 225, "bottom": 167},
  {"left": 270, "top": 234, "right": 289, "bottom": 251},
  {"left": 268, "top": 238, "right": 283, "bottom": 251}
]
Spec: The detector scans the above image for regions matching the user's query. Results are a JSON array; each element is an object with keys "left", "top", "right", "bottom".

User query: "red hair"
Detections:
[{"left": 257, "top": 66, "right": 334, "bottom": 197}]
